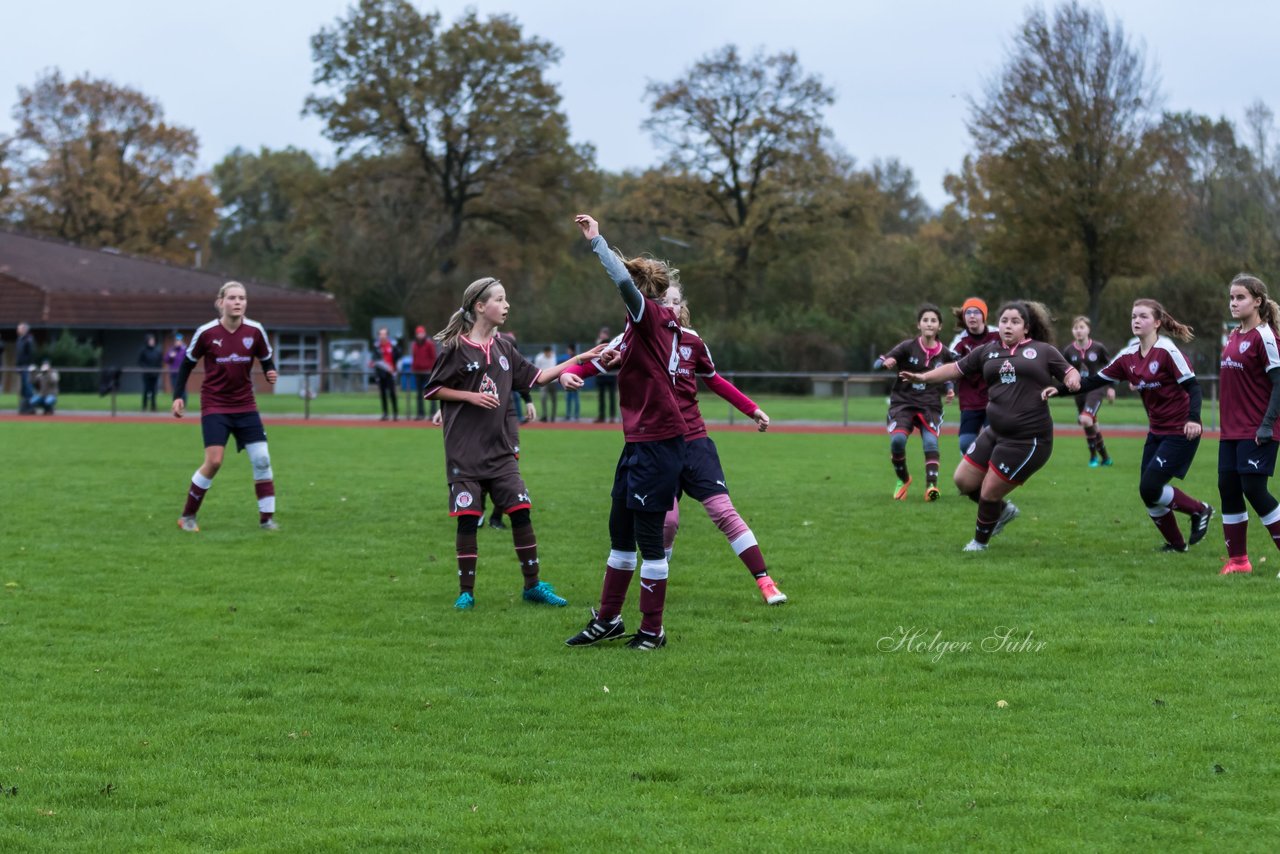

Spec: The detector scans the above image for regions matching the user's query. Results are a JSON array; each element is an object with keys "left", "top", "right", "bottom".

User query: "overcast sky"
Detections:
[{"left": 3, "top": 1, "right": 1277, "bottom": 209}]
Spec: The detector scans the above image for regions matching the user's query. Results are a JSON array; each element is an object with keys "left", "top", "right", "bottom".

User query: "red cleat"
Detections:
[{"left": 1220, "top": 556, "right": 1253, "bottom": 575}]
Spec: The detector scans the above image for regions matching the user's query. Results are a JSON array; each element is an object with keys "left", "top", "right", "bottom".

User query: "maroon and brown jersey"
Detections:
[
  {"left": 949, "top": 328, "right": 1001, "bottom": 411},
  {"left": 185, "top": 318, "right": 273, "bottom": 415},
  {"left": 425, "top": 334, "right": 540, "bottom": 481},
  {"left": 616, "top": 298, "right": 687, "bottom": 443},
  {"left": 956, "top": 339, "right": 1073, "bottom": 439},
  {"left": 1060, "top": 339, "right": 1111, "bottom": 381},
  {"left": 1219, "top": 324, "right": 1280, "bottom": 440},
  {"left": 1098, "top": 337, "right": 1194, "bottom": 435},
  {"left": 883, "top": 337, "right": 955, "bottom": 411}
]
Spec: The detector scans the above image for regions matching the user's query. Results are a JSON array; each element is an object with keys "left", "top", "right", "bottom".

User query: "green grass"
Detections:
[{"left": 1, "top": 421, "right": 1277, "bottom": 850}]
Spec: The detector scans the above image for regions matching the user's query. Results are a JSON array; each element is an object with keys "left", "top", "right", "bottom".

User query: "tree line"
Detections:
[{"left": 2, "top": 0, "right": 1278, "bottom": 371}]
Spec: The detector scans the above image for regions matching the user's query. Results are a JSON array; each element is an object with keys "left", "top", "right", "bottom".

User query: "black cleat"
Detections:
[
  {"left": 1188, "top": 504, "right": 1215, "bottom": 546},
  {"left": 1161, "top": 542, "right": 1188, "bottom": 553},
  {"left": 565, "top": 609, "right": 625, "bottom": 646},
  {"left": 625, "top": 628, "right": 667, "bottom": 650}
]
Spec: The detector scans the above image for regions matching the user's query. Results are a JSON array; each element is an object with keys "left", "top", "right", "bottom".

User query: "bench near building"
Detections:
[{"left": 0, "top": 230, "right": 348, "bottom": 397}]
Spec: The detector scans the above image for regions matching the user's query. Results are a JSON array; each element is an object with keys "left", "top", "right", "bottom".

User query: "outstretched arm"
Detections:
[
  {"left": 576, "top": 214, "right": 644, "bottom": 320},
  {"left": 533, "top": 343, "right": 608, "bottom": 386},
  {"left": 899, "top": 362, "right": 963, "bottom": 386}
]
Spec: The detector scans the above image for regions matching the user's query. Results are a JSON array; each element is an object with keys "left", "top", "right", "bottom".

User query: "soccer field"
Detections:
[{"left": 2, "top": 420, "right": 1278, "bottom": 850}]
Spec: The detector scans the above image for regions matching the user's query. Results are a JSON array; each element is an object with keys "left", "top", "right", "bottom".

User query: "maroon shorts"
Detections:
[
  {"left": 963, "top": 428, "right": 1053, "bottom": 484},
  {"left": 449, "top": 473, "right": 531, "bottom": 517}
]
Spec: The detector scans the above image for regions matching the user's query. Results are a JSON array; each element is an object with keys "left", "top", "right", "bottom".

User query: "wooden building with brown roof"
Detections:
[{"left": 0, "top": 230, "right": 349, "bottom": 396}]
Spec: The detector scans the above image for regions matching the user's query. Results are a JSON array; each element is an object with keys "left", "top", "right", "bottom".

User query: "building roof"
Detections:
[{"left": 0, "top": 230, "right": 348, "bottom": 331}]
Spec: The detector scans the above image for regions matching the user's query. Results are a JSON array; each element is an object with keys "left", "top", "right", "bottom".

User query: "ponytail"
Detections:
[
  {"left": 1133, "top": 298, "right": 1194, "bottom": 343},
  {"left": 435, "top": 277, "right": 500, "bottom": 348}
]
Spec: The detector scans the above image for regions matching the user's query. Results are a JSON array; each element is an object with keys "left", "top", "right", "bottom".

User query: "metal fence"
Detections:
[{"left": 1, "top": 365, "right": 1222, "bottom": 428}]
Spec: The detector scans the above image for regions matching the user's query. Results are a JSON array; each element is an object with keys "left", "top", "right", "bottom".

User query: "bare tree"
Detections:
[
  {"left": 645, "top": 45, "right": 835, "bottom": 307},
  {"left": 966, "top": 2, "right": 1176, "bottom": 322}
]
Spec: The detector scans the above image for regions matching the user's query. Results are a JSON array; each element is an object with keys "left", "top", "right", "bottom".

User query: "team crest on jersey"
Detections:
[
  {"left": 455, "top": 490, "right": 474, "bottom": 508},
  {"left": 1149, "top": 360, "right": 1159, "bottom": 374},
  {"left": 1240, "top": 341, "right": 1251, "bottom": 354},
  {"left": 499, "top": 355, "right": 510, "bottom": 371},
  {"left": 243, "top": 336, "right": 254, "bottom": 349},
  {"left": 679, "top": 345, "right": 692, "bottom": 360},
  {"left": 999, "top": 359, "right": 1016, "bottom": 384},
  {"left": 479, "top": 374, "right": 499, "bottom": 399},
  {"left": 1023, "top": 348, "right": 1037, "bottom": 359},
  {"left": 1088, "top": 352, "right": 1097, "bottom": 361}
]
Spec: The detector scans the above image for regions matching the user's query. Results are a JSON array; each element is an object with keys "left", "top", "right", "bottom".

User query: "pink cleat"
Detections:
[
  {"left": 757, "top": 576, "right": 788, "bottom": 605},
  {"left": 1220, "top": 556, "right": 1253, "bottom": 575}
]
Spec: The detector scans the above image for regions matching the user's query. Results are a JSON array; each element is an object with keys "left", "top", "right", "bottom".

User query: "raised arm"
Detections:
[{"left": 576, "top": 214, "right": 644, "bottom": 320}]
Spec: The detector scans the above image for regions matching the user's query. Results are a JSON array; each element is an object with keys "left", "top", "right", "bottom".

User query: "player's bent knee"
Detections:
[
  {"left": 508, "top": 507, "right": 531, "bottom": 528},
  {"left": 1078, "top": 413, "right": 1094, "bottom": 428}
]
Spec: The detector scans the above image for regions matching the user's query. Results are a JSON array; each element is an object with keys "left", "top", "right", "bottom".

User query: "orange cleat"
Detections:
[{"left": 893, "top": 476, "right": 912, "bottom": 501}]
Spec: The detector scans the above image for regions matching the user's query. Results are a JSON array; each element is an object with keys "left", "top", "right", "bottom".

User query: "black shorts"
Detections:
[
  {"left": 963, "top": 427, "right": 1053, "bottom": 484},
  {"left": 201, "top": 411, "right": 267, "bottom": 452},
  {"left": 678, "top": 436, "right": 728, "bottom": 503},
  {"left": 1141, "top": 432, "right": 1199, "bottom": 480},
  {"left": 1075, "top": 390, "right": 1106, "bottom": 419},
  {"left": 449, "top": 472, "right": 530, "bottom": 517},
  {"left": 958, "top": 409, "right": 987, "bottom": 440},
  {"left": 611, "top": 437, "right": 687, "bottom": 512},
  {"left": 887, "top": 404, "right": 943, "bottom": 436},
  {"left": 1218, "top": 438, "right": 1280, "bottom": 477}
]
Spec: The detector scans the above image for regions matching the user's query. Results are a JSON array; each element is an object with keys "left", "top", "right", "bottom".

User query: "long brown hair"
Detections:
[
  {"left": 617, "top": 251, "right": 678, "bottom": 300},
  {"left": 1230, "top": 273, "right": 1280, "bottom": 331},
  {"left": 435, "top": 277, "right": 500, "bottom": 347},
  {"left": 1133, "top": 299, "right": 1194, "bottom": 342},
  {"left": 996, "top": 300, "right": 1055, "bottom": 344}
]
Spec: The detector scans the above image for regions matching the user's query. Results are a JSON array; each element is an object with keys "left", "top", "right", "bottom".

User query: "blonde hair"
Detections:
[
  {"left": 1230, "top": 273, "right": 1280, "bottom": 331},
  {"left": 1071, "top": 315, "right": 1091, "bottom": 329},
  {"left": 996, "top": 300, "right": 1056, "bottom": 344},
  {"left": 435, "top": 277, "right": 501, "bottom": 347},
  {"left": 1133, "top": 299, "right": 1194, "bottom": 342},
  {"left": 216, "top": 280, "right": 246, "bottom": 308}
]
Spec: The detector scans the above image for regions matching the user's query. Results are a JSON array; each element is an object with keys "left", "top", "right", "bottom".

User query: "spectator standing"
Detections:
[
  {"left": 139, "top": 334, "right": 163, "bottom": 412},
  {"left": 16, "top": 322, "right": 35, "bottom": 414},
  {"left": 411, "top": 325, "right": 438, "bottom": 420},
  {"left": 563, "top": 345, "right": 581, "bottom": 421},
  {"left": 371, "top": 327, "right": 401, "bottom": 421},
  {"left": 593, "top": 325, "right": 618, "bottom": 422},
  {"left": 534, "top": 344, "right": 559, "bottom": 422},
  {"left": 165, "top": 334, "right": 187, "bottom": 403}
]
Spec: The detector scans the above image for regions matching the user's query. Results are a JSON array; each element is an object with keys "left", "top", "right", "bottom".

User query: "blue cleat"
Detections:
[
  {"left": 1101, "top": 457, "right": 1114, "bottom": 467},
  {"left": 1088, "top": 458, "right": 1100, "bottom": 468},
  {"left": 522, "top": 580, "right": 567, "bottom": 607},
  {"left": 454, "top": 591, "right": 475, "bottom": 610}
]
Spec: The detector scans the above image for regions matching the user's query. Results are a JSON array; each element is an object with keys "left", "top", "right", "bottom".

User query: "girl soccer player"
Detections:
[
  {"left": 172, "top": 282, "right": 279, "bottom": 532},
  {"left": 565, "top": 214, "right": 689, "bottom": 650},
  {"left": 900, "top": 301, "right": 1079, "bottom": 551},
  {"left": 874, "top": 304, "right": 956, "bottom": 501},
  {"left": 1049, "top": 300, "right": 1212, "bottom": 551},
  {"left": 1059, "top": 316, "right": 1114, "bottom": 467},
  {"left": 1216, "top": 274, "right": 1280, "bottom": 575},
  {"left": 949, "top": 298, "right": 1001, "bottom": 455},
  {"left": 424, "top": 277, "right": 598, "bottom": 609},
  {"left": 561, "top": 284, "right": 786, "bottom": 606}
]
